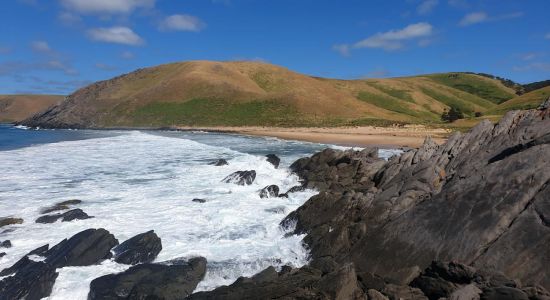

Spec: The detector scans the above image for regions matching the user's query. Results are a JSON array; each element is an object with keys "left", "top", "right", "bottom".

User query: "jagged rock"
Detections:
[
  {"left": 88, "top": 257, "right": 207, "bottom": 300},
  {"left": 28, "top": 244, "right": 49, "bottom": 256},
  {"left": 285, "top": 185, "right": 306, "bottom": 194},
  {"left": 0, "top": 252, "right": 5, "bottom": 258},
  {"left": 35, "top": 208, "right": 92, "bottom": 223},
  {"left": 210, "top": 159, "right": 228, "bottom": 166},
  {"left": 113, "top": 230, "right": 162, "bottom": 265},
  {"left": 265, "top": 154, "right": 280, "bottom": 168},
  {"left": 382, "top": 284, "right": 428, "bottom": 300},
  {"left": 480, "top": 287, "right": 529, "bottom": 300},
  {"left": 0, "top": 217, "right": 23, "bottom": 228},
  {"left": 222, "top": 170, "right": 256, "bottom": 185},
  {"left": 0, "top": 245, "right": 50, "bottom": 277},
  {"left": 40, "top": 199, "right": 82, "bottom": 214},
  {"left": 283, "top": 107, "right": 550, "bottom": 289},
  {"left": 538, "top": 97, "right": 550, "bottom": 110},
  {"left": 44, "top": 228, "right": 118, "bottom": 268},
  {"left": 0, "top": 260, "right": 58, "bottom": 300},
  {"left": 259, "top": 185, "right": 279, "bottom": 198},
  {"left": 0, "top": 240, "right": 11, "bottom": 248},
  {"left": 192, "top": 198, "right": 207, "bottom": 203},
  {"left": 449, "top": 284, "right": 482, "bottom": 300},
  {"left": 368, "top": 289, "right": 389, "bottom": 300},
  {"left": 189, "top": 263, "right": 365, "bottom": 300}
]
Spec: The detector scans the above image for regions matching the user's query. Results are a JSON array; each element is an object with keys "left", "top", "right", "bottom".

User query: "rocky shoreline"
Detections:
[{"left": 1, "top": 100, "right": 549, "bottom": 299}]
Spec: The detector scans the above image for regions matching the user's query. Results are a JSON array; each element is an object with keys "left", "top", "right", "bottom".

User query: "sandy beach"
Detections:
[{"left": 175, "top": 125, "right": 451, "bottom": 148}]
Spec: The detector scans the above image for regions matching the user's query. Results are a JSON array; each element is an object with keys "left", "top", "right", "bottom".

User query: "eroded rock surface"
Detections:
[
  {"left": 222, "top": 170, "right": 256, "bottom": 185},
  {"left": 113, "top": 230, "right": 162, "bottom": 265}
]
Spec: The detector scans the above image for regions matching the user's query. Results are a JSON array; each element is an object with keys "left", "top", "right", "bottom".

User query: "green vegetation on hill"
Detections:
[
  {"left": 424, "top": 73, "right": 516, "bottom": 104},
  {"left": 489, "top": 86, "right": 550, "bottom": 115}
]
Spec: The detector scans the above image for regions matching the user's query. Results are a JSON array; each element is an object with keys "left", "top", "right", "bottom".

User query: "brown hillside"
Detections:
[{"left": 0, "top": 95, "right": 64, "bottom": 122}]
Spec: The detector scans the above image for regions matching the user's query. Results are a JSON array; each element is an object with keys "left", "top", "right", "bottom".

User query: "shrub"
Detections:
[{"left": 442, "top": 107, "right": 464, "bottom": 122}]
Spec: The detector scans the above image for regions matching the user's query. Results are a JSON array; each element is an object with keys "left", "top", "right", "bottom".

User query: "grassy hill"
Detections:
[
  {"left": 0, "top": 95, "right": 64, "bottom": 122},
  {"left": 20, "top": 61, "right": 545, "bottom": 128},
  {"left": 489, "top": 86, "right": 550, "bottom": 115}
]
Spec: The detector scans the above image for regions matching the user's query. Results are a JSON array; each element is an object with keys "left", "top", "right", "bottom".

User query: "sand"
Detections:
[{"left": 175, "top": 125, "right": 451, "bottom": 148}]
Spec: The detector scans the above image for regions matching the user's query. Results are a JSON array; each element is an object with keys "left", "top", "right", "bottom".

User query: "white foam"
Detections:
[{"left": 0, "top": 131, "right": 401, "bottom": 299}]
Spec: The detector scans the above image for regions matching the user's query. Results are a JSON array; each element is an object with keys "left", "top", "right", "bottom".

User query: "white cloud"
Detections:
[
  {"left": 87, "top": 26, "right": 144, "bottom": 46},
  {"left": 0, "top": 60, "right": 77, "bottom": 76},
  {"left": 30, "top": 41, "right": 52, "bottom": 54},
  {"left": 60, "top": 0, "right": 155, "bottom": 14},
  {"left": 459, "top": 11, "right": 523, "bottom": 27},
  {"left": 334, "top": 23, "right": 434, "bottom": 55},
  {"left": 120, "top": 51, "right": 135, "bottom": 59},
  {"left": 58, "top": 11, "right": 82, "bottom": 25},
  {"left": 417, "top": 0, "right": 438, "bottom": 15},
  {"left": 159, "top": 14, "right": 205, "bottom": 32},
  {"left": 513, "top": 62, "right": 550, "bottom": 72}
]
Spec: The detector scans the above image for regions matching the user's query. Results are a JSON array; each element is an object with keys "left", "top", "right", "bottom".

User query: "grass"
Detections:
[
  {"left": 425, "top": 73, "right": 515, "bottom": 104},
  {"left": 365, "top": 82, "right": 415, "bottom": 103},
  {"left": 420, "top": 87, "right": 480, "bottom": 116}
]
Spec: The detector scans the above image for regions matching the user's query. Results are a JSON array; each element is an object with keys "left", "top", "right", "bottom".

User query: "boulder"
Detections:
[
  {"left": 0, "top": 217, "right": 23, "bottom": 228},
  {"left": 35, "top": 208, "right": 92, "bottom": 224},
  {"left": 265, "top": 154, "right": 280, "bottom": 168},
  {"left": 44, "top": 228, "right": 118, "bottom": 268},
  {"left": 88, "top": 257, "right": 207, "bottom": 300},
  {"left": 192, "top": 198, "right": 207, "bottom": 203},
  {"left": 0, "top": 260, "right": 58, "bottom": 300},
  {"left": 222, "top": 170, "right": 256, "bottom": 185},
  {"left": 0, "top": 240, "right": 11, "bottom": 248},
  {"left": 113, "top": 230, "right": 162, "bottom": 265},
  {"left": 0, "top": 252, "right": 4, "bottom": 258},
  {"left": 0, "top": 245, "right": 50, "bottom": 277},
  {"left": 285, "top": 185, "right": 306, "bottom": 194},
  {"left": 210, "top": 159, "right": 229, "bottom": 166},
  {"left": 259, "top": 185, "right": 279, "bottom": 198},
  {"left": 40, "top": 199, "right": 82, "bottom": 214},
  {"left": 480, "top": 287, "right": 529, "bottom": 300}
]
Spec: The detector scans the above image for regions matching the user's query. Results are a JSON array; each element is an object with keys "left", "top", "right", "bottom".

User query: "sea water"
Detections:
[{"left": 0, "top": 124, "right": 400, "bottom": 299}]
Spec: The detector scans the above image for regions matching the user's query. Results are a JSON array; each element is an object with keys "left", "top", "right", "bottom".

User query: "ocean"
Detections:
[{"left": 0, "top": 124, "right": 400, "bottom": 299}]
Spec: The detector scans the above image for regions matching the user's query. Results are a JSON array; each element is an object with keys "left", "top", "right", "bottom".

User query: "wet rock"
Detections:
[
  {"left": 0, "top": 240, "right": 11, "bottom": 248},
  {"left": 0, "top": 252, "right": 5, "bottom": 258},
  {"left": 259, "top": 185, "right": 279, "bottom": 198},
  {"left": 113, "top": 230, "right": 162, "bottom": 265},
  {"left": 0, "top": 260, "right": 58, "bottom": 300},
  {"left": 192, "top": 198, "right": 207, "bottom": 203},
  {"left": 35, "top": 208, "right": 92, "bottom": 224},
  {"left": 285, "top": 185, "right": 306, "bottom": 194},
  {"left": 40, "top": 199, "right": 82, "bottom": 214},
  {"left": 0, "top": 245, "right": 50, "bottom": 277},
  {"left": 264, "top": 206, "right": 286, "bottom": 214},
  {"left": 44, "top": 228, "right": 118, "bottom": 268},
  {"left": 88, "top": 257, "right": 207, "bottom": 300},
  {"left": 28, "top": 244, "right": 49, "bottom": 256},
  {"left": 222, "top": 170, "right": 256, "bottom": 185},
  {"left": 265, "top": 154, "right": 280, "bottom": 168},
  {"left": 189, "top": 263, "right": 365, "bottom": 300},
  {"left": 210, "top": 159, "right": 228, "bottom": 166},
  {"left": 0, "top": 217, "right": 23, "bottom": 228}
]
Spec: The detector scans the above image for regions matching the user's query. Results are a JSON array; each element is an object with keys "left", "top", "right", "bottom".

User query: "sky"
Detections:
[{"left": 0, "top": 0, "right": 549, "bottom": 95}]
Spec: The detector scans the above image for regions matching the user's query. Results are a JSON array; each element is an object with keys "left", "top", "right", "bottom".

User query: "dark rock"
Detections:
[
  {"left": 0, "top": 240, "right": 11, "bottom": 248},
  {"left": 480, "top": 287, "right": 529, "bottom": 300},
  {"left": 259, "top": 185, "right": 279, "bottom": 198},
  {"left": 410, "top": 275, "right": 457, "bottom": 300},
  {"left": 285, "top": 185, "right": 306, "bottom": 194},
  {"left": 264, "top": 206, "right": 286, "bottom": 214},
  {"left": 0, "top": 217, "right": 23, "bottom": 228},
  {"left": 40, "top": 199, "right": 82, "bottom": 214},
  {"left": 0, "top": 260, "right": 58, "bottom": 300},
  {"left": 538, "top": 97, "right": 550, "bottom": 110},
  {"left": 88, "top": 257, "right": 207, "bottom": 300},
  {"left": 210, "top": 159, "right": 229, "bottom": 166},
  {"left": 189, "top": 263, "right": 365, "bottom": 300},
  {"left": 45, "top": 228, "right": 118, "bottom": 268},
  {"left": 0, "top": 252, "right": 5, "bottom": 258},
  {"left": 113, "top": 230, "right": 162, "bottom": 265},
  {"left": 28, "top": 244, "right": 49, "bottom": 256},
  {"left": 0, "top": 245, "right": 50, "bottom": 277},
  {"left": 35, "top": 208, "right": 92, "bottom": 224},
  {"left": 265, "top": 154, "right": 280, "bottom": 168},
  {"left": 192, "top": 198, "right": 207, "bottom": 203},
  {"left": 222, "top": 170, "right": 256, "bottom": 185},
  {"left": 382, "top": 284, "right": 428, "bottom": 300}
]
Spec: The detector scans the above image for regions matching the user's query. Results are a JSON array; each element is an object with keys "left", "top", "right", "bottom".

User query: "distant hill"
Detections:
[
  {"left": 0, "top": 95, "right": 64, "bottom": 122},
  {"left": 489, "top": 86, "right": 550, "bottom": 115},
  {"left": 19, "top": 61, "right": 545, "bottom": 128}
]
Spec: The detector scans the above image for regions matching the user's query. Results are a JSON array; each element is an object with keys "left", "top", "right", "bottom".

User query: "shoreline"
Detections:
[{"left": 174, "top": 125, "right": 451, "bottom": 148}]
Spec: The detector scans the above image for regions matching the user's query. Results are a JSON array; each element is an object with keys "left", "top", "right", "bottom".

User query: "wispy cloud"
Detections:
[
  {"left": 545, "top": 33, "right": 550, "bottom": 40},
  {"left": 59, "top": 0, "right": 155, "bottom": 15},
  {"left": 459, "top": 11, "right": 524, "bottom": 27},
  {"left": 95, "top": 63, "right": 118, "bottom": 71},
  {"left": 159, "top": 14, "right": 205, "bottom": 32},
  {"left": 417, "top": 0, "right": 438, "bottom": 15},
  {"left": 120, "top": 51, "right": 135, "bottom": 59},
  {"left": 30, "top": 41, "right": 53, "bottom": 54},
  {"left": 57, "top": 11, "right": 82, "bottom": 25},
  {"left": 513, "top": 62, "right": 550, "bottom": 72},
  {"left": 87, "top": 26, "right": 144, "bottom": 46},
  {"left": 0, "top": 46, "right": 12, "bottom": 55},
  {"left": 334, "top": 22, "right": 434, "bottom": 54},
  {"left": 0, "top": 60, "right": 78, "bottom": 76}
]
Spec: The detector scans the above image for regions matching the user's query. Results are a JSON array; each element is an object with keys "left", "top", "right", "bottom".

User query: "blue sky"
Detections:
[{"left": 0, "top": 0, "right": 549, "bottom": 95}]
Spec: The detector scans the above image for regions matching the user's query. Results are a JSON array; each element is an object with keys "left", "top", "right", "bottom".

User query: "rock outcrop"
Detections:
[
  {"left": 40, "top": 199, "right": 82, "bottom": 214},
  {"left": 0, "top": 217, "right": 23, "bottom": 228},
  {"left": 282, "top": 105, "right": 550, "bottom": 290},
  {"left": 35, "top": 208, "right": 92, "bottom": 224},
  {"left": 210, "top": 159, "right": 229, "bottom": 166},
  {"left": 222, "top": 170, "right": 256, "bottom": 185},
  {"left": 259, "top": 185, "right": 279, "bottom": 198},
  {"left": 88, "top": 257, "right": 207, "bottom": 300},
  {"left": 113, "top": 230, "right": 162, "bottom": 265},
  {"left": 266, "top": 154, "right": 281, "bottom": 168}
]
